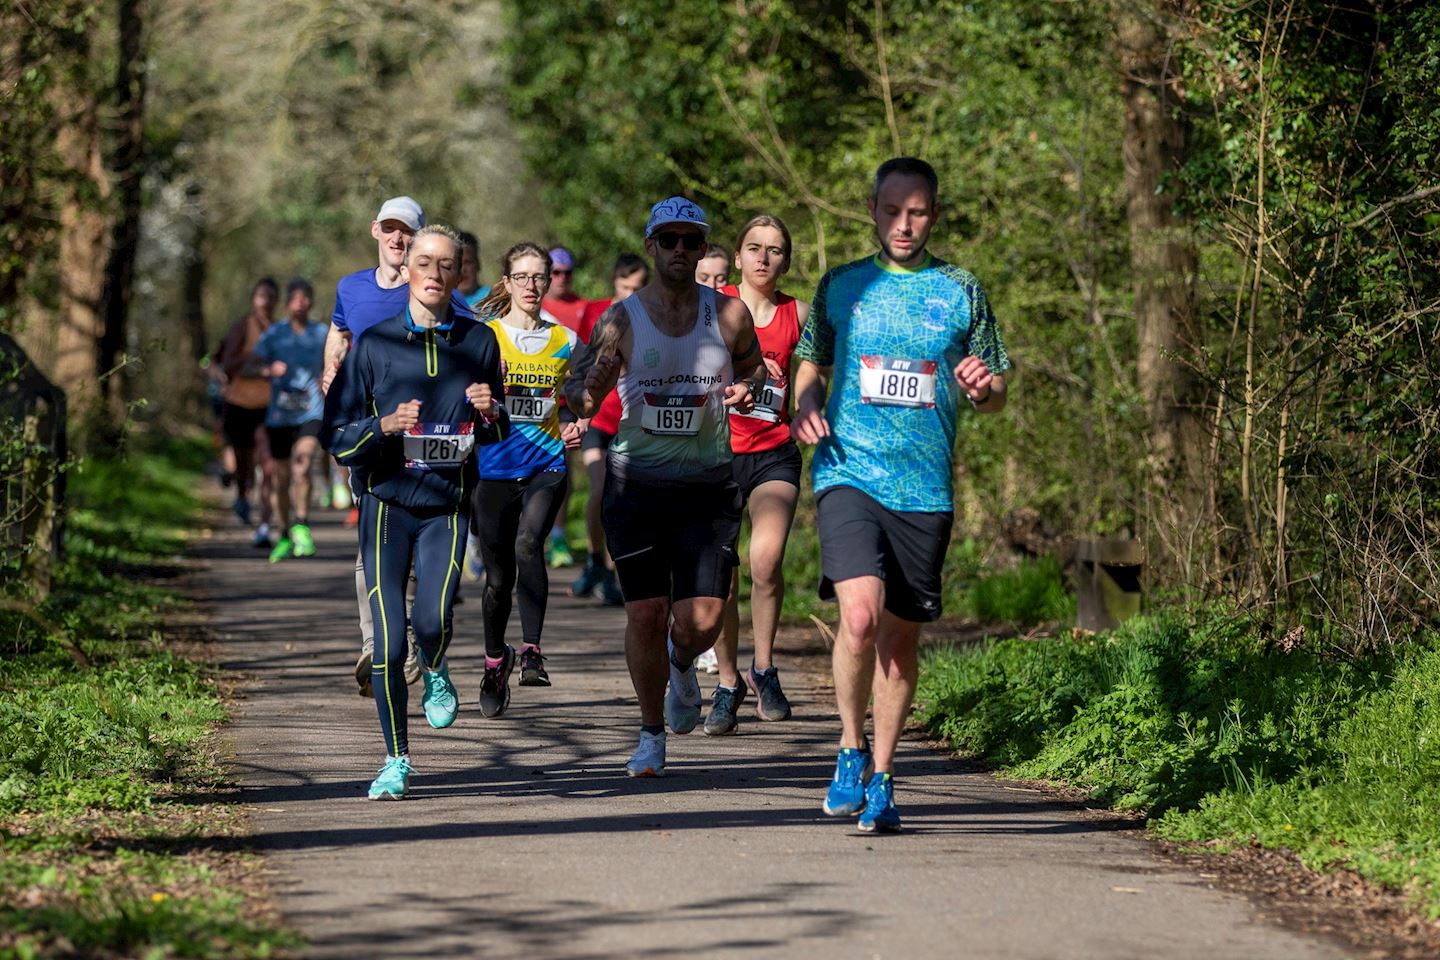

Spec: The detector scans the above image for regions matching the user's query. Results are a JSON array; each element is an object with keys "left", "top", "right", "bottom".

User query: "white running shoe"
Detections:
[
  {"left": 626, "top": 730, "right": 666, "bottom": 778},
  {"left": 696, "top": 647, "right": 719, "bottom": 674},
  {"left": 665, "top": 636, "right": 702, "bottom": 735}
]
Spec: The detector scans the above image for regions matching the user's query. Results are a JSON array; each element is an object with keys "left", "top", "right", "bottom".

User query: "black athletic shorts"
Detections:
[
  {"left": 581, "top": 426, "right": 615, "bottom": 454},
  {"left": 817, "top": 485, "right": 952, "bottom": 623},
  {"left": 266, "top": 419, "right": 322, "bottom": 460},
  {"left": 222, "top": 404, "right": 267, "bottom": 450},
  {"left": 730, "top": 440, "right": 803, "bottom": 498},
  {"left": 601, "top": 472, "right": 742, "bottom": 603}
]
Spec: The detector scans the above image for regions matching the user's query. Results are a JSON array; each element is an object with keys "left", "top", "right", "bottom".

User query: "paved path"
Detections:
[{"left": 199, "top": 508, "right": 1349, "bottom": 960}]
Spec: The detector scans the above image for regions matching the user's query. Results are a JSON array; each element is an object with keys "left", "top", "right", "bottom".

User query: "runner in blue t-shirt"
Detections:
[
  {"left": 792, "top": 157, "right": 1012, "bottom": 834},
  {"left": 254, "top": 277, "right": 327, "bottom": 563},
  {"left": 457, "top": 230, "right": 491, "bottom": 310},
  {"left": 320, "top": 196, "right": 476, "bottom": 698}
]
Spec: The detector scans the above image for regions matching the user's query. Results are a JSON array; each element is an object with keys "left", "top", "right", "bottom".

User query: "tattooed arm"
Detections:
[{"left": 562, "top": 302, "right": 631, "bottom": 417}]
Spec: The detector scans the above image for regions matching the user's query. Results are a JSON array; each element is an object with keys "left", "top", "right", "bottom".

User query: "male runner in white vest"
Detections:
[{"left": 564, "top": 197, "right": 767, "bottom": 777}]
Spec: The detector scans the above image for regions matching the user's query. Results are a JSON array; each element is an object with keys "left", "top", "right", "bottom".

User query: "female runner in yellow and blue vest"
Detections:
[{"left": 470, "top": 242, "right": 584, "bottom": 717}]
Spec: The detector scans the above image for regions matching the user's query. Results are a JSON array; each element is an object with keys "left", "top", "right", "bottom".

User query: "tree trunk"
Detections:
[
  {"left": 1116, "top": 3, "right": 1203, "bottom": 582},
  {"left": 180, "top": 181, "right": 211, "bottom": 422},
  {"left": 98, "top": 0, "right": 147, "bottom": 434},
  {"left": 53, "top": 26, "right": 110, "bottom": 427}
]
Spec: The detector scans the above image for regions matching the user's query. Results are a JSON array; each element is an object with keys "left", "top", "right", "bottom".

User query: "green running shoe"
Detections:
[
  {"left": 367, "top": 755, "right": 412, "bottom": 800},
  {"left": 421, "top": 661, "right": 459, "bottom": 729},
  {"left": 546, "top": 534, "right": 574, "bottom": 569},
  {"left": 291, "top": 522, "right": 316, "bottom": 557},
  {"left": 268, "top": 536, "right": 294, "bottom": 564}
]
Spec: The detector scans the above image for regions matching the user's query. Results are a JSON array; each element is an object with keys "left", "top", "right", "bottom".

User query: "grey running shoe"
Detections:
[
  {"left": 703, "top": 683, "right": 747, "bottom": 736},
  {"left": 746, "top": 665, "right": 793, "bottom": 721},
  {"left": 599, "top": 570, "right": 625, "bottom": 606},
  {"left": 665, "top": 638, "right": 702, "bottom": 735},
  {"left": 355, "top": 637, "right": 374, "bottom": 698},
  {"left": 404, "top": 627, "right": 421, "bottom": 686},
  {"left": 478, "top": 644, "right": 516, "bottom": 718}
]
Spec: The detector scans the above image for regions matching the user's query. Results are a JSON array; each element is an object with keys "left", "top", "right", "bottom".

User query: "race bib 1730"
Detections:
[
  {"left": 641, "top": 393, "right": 706, "bottom": 436},
  {"left": 858, "top": 356, "right": 938, "bottom": 409},
  {"left": 403, "top": 422, "right": 476, "bottom": 470},
  {"left": 507, "top": 387, "right": 557, "bottom": 425}
]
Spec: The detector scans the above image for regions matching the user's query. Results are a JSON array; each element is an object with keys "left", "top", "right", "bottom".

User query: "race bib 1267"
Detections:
[
  {"left": 403, "top": 422, "right": 476, "bottom": 470},
  {"left": 641, "top": 393, "right": 706, "bottom": 436},
  {"left": 858, "top": 356, "right": 938, "bottom": 409}
]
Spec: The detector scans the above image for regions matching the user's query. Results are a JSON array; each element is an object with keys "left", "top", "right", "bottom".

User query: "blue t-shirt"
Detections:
[
  {"left": 464, "top": 286, "right": 491, "bottom": 308},
  {"left": 331, "top": 268, "right": 473, "bottom": 342},
  {"left": 254, "top": 320, "right": 328, "bottom": 427},
  {"left": 795, "top": 254, "right": 1010, "bottom": 513}
]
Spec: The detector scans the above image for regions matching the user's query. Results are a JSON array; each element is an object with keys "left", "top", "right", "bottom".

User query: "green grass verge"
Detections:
[
  {"left": 0, "top": 437, "right": 299, "bottom": 959},
  {"left": 915, "top": 608, "right": 1440, "bottom": 916}
]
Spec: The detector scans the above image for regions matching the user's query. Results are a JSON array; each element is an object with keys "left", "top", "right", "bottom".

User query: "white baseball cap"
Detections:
[
  {"left": 374, "top": 196, "right": 425, "bottom": 231},
  {"left": 645, "top": 196, "right": 710, "bottom": 238}
]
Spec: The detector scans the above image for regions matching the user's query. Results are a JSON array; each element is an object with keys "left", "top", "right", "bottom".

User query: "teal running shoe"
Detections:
[
  {"left": 858, "top": 772, "right": 902, "bottom": 833},
  {"left": 421, "top": 661, "right": 458, "bottom": 729},
  {"left": 822, "top": 745, "right": 873, "bottom": 816},
  {"left": 367, "top": 755, "right": 412, "bottom": 800}
]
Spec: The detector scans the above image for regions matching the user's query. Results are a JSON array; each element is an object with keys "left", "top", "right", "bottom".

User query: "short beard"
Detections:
[{"left": 879, "top": 238, "right": 928, "bottom": 267}]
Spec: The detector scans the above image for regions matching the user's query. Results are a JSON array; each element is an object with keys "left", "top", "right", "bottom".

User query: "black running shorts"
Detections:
[
  {"left": 222, "top": 404, "right": 267, "bottom": 450},
  {"left": 816, "top": 485, "right": 952, "bottom": 623},
  {"left": 730, "top": 440, "right": 803, "bottom": 498},
  {"left": 581, "top": 426, "right": 615, "bottom": 454},
  {"left": 601, "top": 473, "right": 742, "bottom": 603},
  {"left": 266, "top": 419, "right": 322, "bottom": 460}
]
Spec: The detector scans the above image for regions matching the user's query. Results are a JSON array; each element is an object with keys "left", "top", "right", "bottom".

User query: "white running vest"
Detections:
[{"left": 610, "top": 285, "right": 733, "bottom": 481}]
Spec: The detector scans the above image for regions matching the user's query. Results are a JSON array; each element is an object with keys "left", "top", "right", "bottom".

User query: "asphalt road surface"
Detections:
[{"left": 202, "top": 508, "right": 1349, "bottom": 960}]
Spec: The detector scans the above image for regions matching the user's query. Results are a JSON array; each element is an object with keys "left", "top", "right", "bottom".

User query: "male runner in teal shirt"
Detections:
[{"left": 792, "top": 157, "right": 1011, "bottom": 833}]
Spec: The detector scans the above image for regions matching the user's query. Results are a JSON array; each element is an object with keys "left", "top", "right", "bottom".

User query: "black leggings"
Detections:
[
  {"left": 474, "top": 470, "right": 569, "bottom": 657},
  {"left": 358, "top": 495, "right": 468, "bottom": 757}
]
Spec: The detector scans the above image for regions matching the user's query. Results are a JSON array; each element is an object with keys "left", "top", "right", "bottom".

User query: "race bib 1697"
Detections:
[{"left": 641, "top": 393, "right": 706, "bottom": 436}]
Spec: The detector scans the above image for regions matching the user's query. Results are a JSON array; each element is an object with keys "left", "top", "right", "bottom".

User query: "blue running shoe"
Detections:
[
  {"left": 858, "top": 772, "right": 902, "bottom": 833},
  {"left": 367, "top": 755, "right": 413, "bottom": 800},
  {"left": 421, "top": 661, "right": 458, "bottom": 729},
  {"left": 822, "top": 745, "right": 873, "bottom": 816}
]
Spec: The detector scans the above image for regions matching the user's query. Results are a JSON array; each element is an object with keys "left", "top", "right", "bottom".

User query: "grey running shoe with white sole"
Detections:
[
  {"left": 665, "top": 639, "right": 702, "bottom": 735},
  {"left": 746, "top": 664, "right": 793, "bottom": 721},
  {"left": 703, "top": 683, "right": 747, "bottom": 736}
]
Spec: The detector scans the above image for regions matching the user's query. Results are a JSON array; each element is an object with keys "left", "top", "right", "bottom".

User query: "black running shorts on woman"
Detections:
[
  {"left": 730, "top": 439, "right": 802, "bottom": 497},
  {"left": 816, "top": 485, "right": 952, "bottom": 623}
]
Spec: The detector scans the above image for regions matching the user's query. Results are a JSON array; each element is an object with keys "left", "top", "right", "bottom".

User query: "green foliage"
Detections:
[
  {"left": 0, "top": 847, "right": 300, "bottom": 959},
  {"left": 916, "top": 613, "right": 1440, "bottom": 912},
  {"left": 969, "top": 556, "right": 1073, "bottom": 625},
  {"left": 0, "top": 439, "right": 297, "bottom": 955}
]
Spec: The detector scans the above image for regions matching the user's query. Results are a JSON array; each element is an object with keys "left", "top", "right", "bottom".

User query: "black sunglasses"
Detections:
[{"left": 653, "top": 231, "right": 705, "bottom": 252}]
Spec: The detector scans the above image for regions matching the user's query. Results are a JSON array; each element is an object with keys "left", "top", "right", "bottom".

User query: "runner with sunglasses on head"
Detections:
[
  {"left": 704, "top": 215, "right": 808, "bottom": 735},
  {"left": 563, "top": 196, "right": 766, "bottom": 777},
  {"left": 793, "top": 157, "right": 1010, "bottom": 832},
  {"left": 540, "top": 246, "right": 590, "bottom": 569},
  {"left": 323, "top": 224, "right": 509, "bottom": 801},
  {"left": 468, "top": 243, "right": 585, "bottom": 713}
]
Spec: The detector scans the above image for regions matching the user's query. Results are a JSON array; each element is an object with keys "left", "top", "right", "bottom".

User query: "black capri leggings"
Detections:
[{"left": 473, "top": 469, "right": 569, "bottom": 657}]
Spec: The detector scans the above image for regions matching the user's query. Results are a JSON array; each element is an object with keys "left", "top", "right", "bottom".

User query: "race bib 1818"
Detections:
[
  {"left": 641, "top": 393, "right": 706, "bottom": 436},
  {"left": 403, "top": 422, "right": 476, "bottom": 470},
  {"left": 858, "top": 356, "right": 938, "bottom": 409},
  {"left": 507, "top": 387, "right": 557, "bottom": 425}
]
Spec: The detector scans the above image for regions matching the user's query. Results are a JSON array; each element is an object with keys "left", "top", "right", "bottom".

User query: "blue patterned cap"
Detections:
[{"left": 645, "top": 196, "right": 711, "bottom": 238}]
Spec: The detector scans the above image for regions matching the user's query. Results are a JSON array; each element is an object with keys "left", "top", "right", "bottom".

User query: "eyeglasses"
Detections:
[
  {"left": 507, "top": 273, "right": 550, "bottom": 287},
  {"left": 653, "top": 231, "right": 705, "bottom": 252}
]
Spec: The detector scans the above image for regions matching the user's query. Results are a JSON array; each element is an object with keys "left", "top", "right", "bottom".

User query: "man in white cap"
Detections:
[
  {"left": 563, "top": 196, "right": 767, "bottom": 778},
  {"left": 322, "top": 195, "right": 475, "bottom": 697}
]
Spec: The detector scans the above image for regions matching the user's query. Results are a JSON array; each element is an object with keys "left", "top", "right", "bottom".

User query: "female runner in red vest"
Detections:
[{"left": 704, "top": 214, "right": 809, "bottom": 735}]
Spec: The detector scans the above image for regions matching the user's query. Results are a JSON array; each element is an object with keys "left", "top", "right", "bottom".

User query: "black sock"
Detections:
[
  {"left": 641, "top": 723, "right": 664, "bottom": 736},
  {"left": 589, "top": 550, "right": 605, "bottom": 567},
  {"left": 670, "top": 651, "right": 693, "bottom": 672}
]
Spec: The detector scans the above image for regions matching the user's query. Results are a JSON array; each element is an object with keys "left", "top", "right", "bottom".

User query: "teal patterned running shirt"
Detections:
[{"left": 795, "top": 253, "right": 1010, "bottom": 513}]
